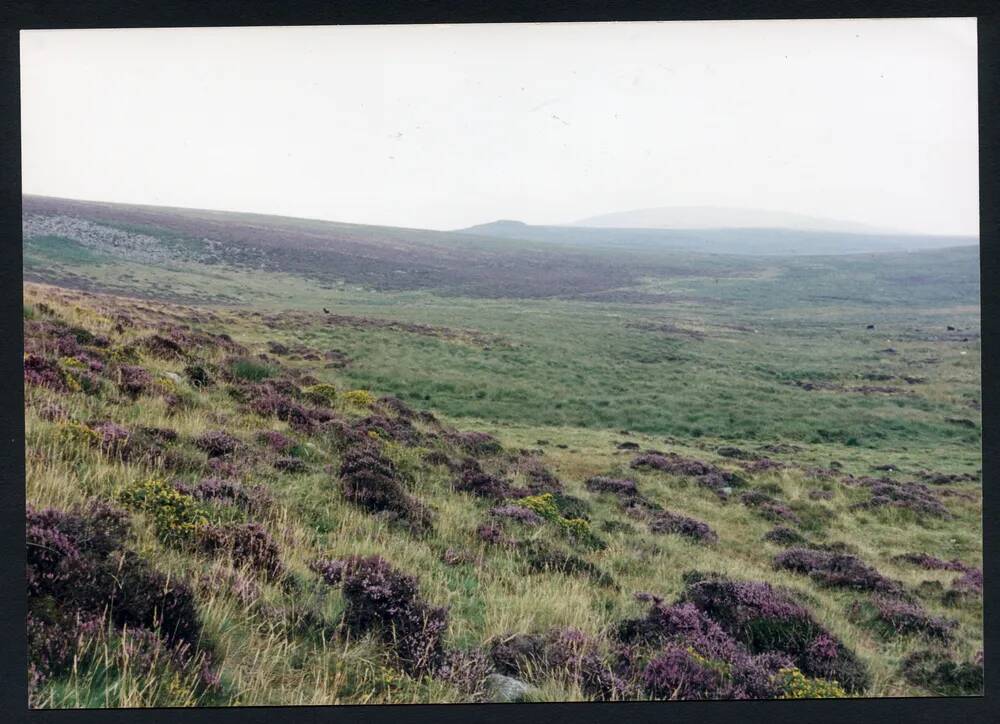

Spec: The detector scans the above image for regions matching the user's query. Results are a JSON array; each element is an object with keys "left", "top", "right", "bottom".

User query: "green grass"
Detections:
[{"left": 22, "top": 231, "right": 982, "bottom": 706}]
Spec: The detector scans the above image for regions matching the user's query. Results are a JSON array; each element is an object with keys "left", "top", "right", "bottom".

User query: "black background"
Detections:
[{"left": 0, "top": 2, "right": 996, "bottom": 723}]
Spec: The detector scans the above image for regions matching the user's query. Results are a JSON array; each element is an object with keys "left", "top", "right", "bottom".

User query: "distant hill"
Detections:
[
  {"left": 459, "top": 219, "right": 977, "bottom": 256},
  {"left": 569, "top": 206, "right": 894, "bottom": 234}
]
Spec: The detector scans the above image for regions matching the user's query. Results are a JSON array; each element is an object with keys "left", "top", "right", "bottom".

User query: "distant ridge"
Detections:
[
  {"left": 458, "top": 219, "right": 977, "bottom": 256},
  {"left": 569, "top": 206, "right": 897, "bottom": 234}
]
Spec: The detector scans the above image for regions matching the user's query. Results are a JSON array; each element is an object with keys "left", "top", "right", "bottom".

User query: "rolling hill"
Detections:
[{"left": 458, "top": 219, "right": 977, "bottom": 256}]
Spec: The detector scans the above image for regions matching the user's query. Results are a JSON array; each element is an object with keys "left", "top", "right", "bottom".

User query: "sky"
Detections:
[{"left": 20, "top": 19, "right": 978, "bottom": 235}]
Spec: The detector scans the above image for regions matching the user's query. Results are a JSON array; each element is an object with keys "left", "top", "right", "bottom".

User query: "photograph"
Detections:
[{"left": 19, "top": 17, "right": 983, "bottom": 709}]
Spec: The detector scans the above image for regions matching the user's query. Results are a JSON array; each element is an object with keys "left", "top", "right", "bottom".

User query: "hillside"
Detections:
[
  {"left": 569, "top": 206, "right": 895, "bottom": 234},
  {"left": 23, "top": 198, "right": 983, "bottom": 707},
  {"left": 459, "top": 220, "right": 976, "bottom": 256}
]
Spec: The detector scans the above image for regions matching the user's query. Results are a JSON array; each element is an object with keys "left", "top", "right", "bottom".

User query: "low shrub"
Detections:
[
  {"left": 274, "top": 456, "right": 307, "bottom": 473},
  {"left": 24, "top": 354, "right": 70, "bottom": 393},
  {"left": 763, "top": 526, "right": 806, "bottom": 546},
  {"left": 521, "top": 541, "right": 616, "bottom": 589},
  {"left": 585, "top": 476, "right": 639, "bottom": 498},
  {"left": 646, "top": 510, "right": 718, "bottom": 544},
  {"left": 679, "top": 574, "right": 870, "bottom": 693},
  {"left": 447, "top": 430, "right": 504, "bottom": 456},
  {"left": 865, "top": 595, "right": 957, "bottom": 640},
  {"left": 311, "top": 555, "right": 449, "bottom": 674},
  {"left": 183, "top": 364, "right": 213, "bottom": 388},
  {"left": 196, "top": 522, "right": 284, "bottom": 580},
  {"left": 141, "top": 334, "right": 187, "bottom": 360},
  {"left": 772, "top": 666, "right": 847, "bottom": 698},
  {"left": 343, "top": 389, "right": 377, "bottom": 407},
  {"left": 900, "top": 650, "right": 983, "bottom": 696},
  {"left": 173, "top": 477, "right": 273, "bottom": 514},
  {"left": 944, "top": 568, "right": 983, "bottom": 604},
  {"left": 339, "top": 443, "right": 432, "bottom": 532},
  {"left": 891, "top": 552, "right": 970, "bottom": 572},
  {"left": 774, "top": 548, "right": 902, "bottom": 595},
  {"left": 489, "top": 505, "right": 544, "bottom": 526},
  {"left": 849, "top": 477, "right": 951, "bottom": 518},
  {"left": 27, "top": 503, "right": 207, "bottom": 697},
  {"left": 194, "top": 430, "right": 241, "bottom": 458},
  {"left": 119, "top": 478, "right": 208, "bottom": 546},
  {"left": 303, "top": 383, "right": 338, "bottom": 405}
]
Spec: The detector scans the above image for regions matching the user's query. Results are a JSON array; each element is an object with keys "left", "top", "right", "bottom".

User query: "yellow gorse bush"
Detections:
[
  {"left": 343, "top": 389, "right": 376, "bottom": 407},
  {"left": 119, "top": 478, "right": 208, "bottom": 546},
  {"left": 521, "top": 493, "right": 604, "bottom": 550},
  {"left": 303, "top": 383, "right": 338, "bottom": 405},
  {"left": 58, "top": 420, "right": 100, "bottom": 447},
  {"left": 773, "top": 667, "right": 847, "bottom": 699},
  {"left": 520, "top": 493, "right": 560, "bottom": 521}
]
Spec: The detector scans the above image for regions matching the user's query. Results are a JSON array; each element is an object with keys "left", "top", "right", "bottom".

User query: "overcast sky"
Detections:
[{"left": 21, "top": 19, "right": 978, "bottom": 234}]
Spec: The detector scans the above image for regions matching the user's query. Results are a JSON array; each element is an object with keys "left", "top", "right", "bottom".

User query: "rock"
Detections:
[
  {"left": 163, "top": 371, "right": 182, "bottom": 383},
  {"left": 484, "top": 673, "right": 535, "bottom": 703}
]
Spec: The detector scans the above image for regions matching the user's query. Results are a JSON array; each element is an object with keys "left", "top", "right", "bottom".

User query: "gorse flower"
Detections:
[
  {"left": 343, "top": 389, "right": 376, "bottom": 407},
  {"left": 772, "top": 667, "right": 847, "bottom": 698},
  {"left": 119, "top": 478, "right": 209, "bottom": 546}
]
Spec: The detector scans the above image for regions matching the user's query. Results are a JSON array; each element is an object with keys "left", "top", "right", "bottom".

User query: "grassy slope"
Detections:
[{"left": 22, "top": 202, "right": 982, "bottom": 706}]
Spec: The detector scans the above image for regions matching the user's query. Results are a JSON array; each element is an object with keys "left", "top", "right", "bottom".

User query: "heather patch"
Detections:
[
  {"left": 24, "top": 354, "right": 71, "bottom": 392},
  {"left": 311, "top": 555, "right": 449, "bottom": 674},
  {"left": 194, "top": 430, "right": 242, "bottom": 458},
  {"left": 644, "top": 510, "right": 718, "bottom": 544},
  {"left": 256, "top": 429, "right": 296, "bottom": 453},
  {"left": 616, "top": 600, "right": 793, "bottom": 700},
  {"left": 943, "top": 568, "right": 982, "bottom": 604},
  {"left": 741, "top": 458, "right": 786, "bottom": 474},
  {"left": 27, "top": 503, "right": 208, "bottom": 698},
  {"left": 274, "top": 456, "right": 308, "bottom": 473},
  {"left": 378, "top": 395, "right": 416, "bottom": 419},
  {"left": 36, "top": 401, "right": 69, "bottom": 422},
  {"left": 338, "top": 443, "right": 433, "bottom": 532},
  {"left": 247, "top": 392, "right": 314, "bottom": 432},
  {"left": 900, "top": 650, "right": 983, "bottom": 696},
  {"left": 447, "top": 430, "right": 504, "bottom": 456},
  {"left": 774, "top": 548, "right": 902, "bottom": 595},
  {"left": 454, "top": 469, "right": 517, "bottom": 500},
  {"left": 763, "top": 526, "right": 806, "bottom": 546},
  {"left": 521, "top": 541, "right": 616, "bottom": 589},
  {"left": 173, "top": 477, "right": 273, "bottom": 514},
  {"left": 853, "top": 595, "right": 958, "bottom": 640},
  {"left": 489, "top": 627, "right": 624, "bottom": 699},
  {"left": 196, "top": 523, "right": 284, "bottom": 580},
  {"left": 892, "top": 552, "right": 971, "bottom": 572},
  {"left": 488, "top": 505, "right": 544, "bottom": 526},
  {"left": 353, "top": 414, "right": 421, "bottom": 445},
  {"left": 476, "top": 522, "right": 517, "bottom": 547},
  {"left": 115, "top": 364, "right": 154, "bottom": 399},
  {"left": 631, "top": 452, "right": 713, "bottom": 476},
  {"left": 585, "top": 476, "right": 639, "bottom": 498},
  {"left": 678, "top": 574, "right": 870, "bottom": 692},
  {"left": 514, "top": 457, "right": 563, "bottom": 494},
  {"left": 141, "top": 334, "right": 188, "bottom": 360},
  {"left": 184, "top": 364, "right": 214, "bottom": 388},
  {"left": 848, "top": 477, "right": 951, "bottom": 518},
  {"left": 740, "top": 491, "right": 801, "bottom": 525}
]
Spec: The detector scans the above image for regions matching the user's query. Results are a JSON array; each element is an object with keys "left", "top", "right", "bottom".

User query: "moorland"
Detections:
[{"left": 23, "top": 195, "right": 983, "bottom": 706}]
